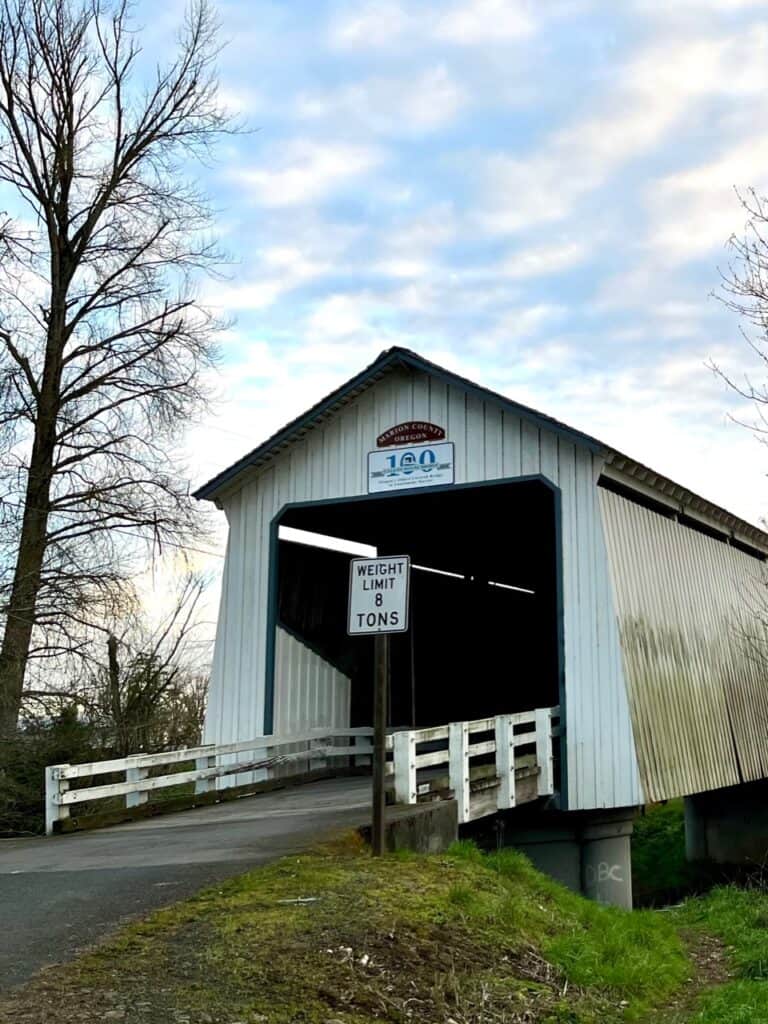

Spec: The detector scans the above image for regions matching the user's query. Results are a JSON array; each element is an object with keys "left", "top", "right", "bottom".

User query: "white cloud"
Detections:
[
  {"left": 634, "top": 0, "right": 766, "bottom": 11},
  {"left": 296, "top": 65, "right": 465, "bottom": 136},
  {"left": 373, "top": 257, "right": 432, "bottom": 278},
  {"left": 307, "top": 293, "right": 375, "bottom": 340},
  {"left": 328, "top": 1, "right": 413, "bottom": 49},
  {"left": 435, "top": 0, "right": 534, "bottom": 43},
  {"left": 503, "top": 239, "right": 590, "bottom": 278},
  {"left": 370, "top": 204, "right": 456, "bottom": 279},
  {"left": 329, "top": 0, "right": 541, "bottom": 50},
  {"left": 592, "top": 263, "right": 715, "bottom": 341},
  {"left": 502, "top": 303, "right": 566, "bottom": 335},
  {"left": 217, "top": 85, "right": 264, "bottom": 117},
  {"left": 648, "top": 135, "right": 768, "bottom": 260},
  {"left": 383, "top": 204, "right": 457, "bottom": 251},
  {"left": 477, "top": 304, "right": 568, "bottom": 348},
  {"left": 231, "top": 140, "right": 383, "bottom": 206},
  {"left": 200, "top": 247, "right": 330, "bottom": 312},
  {"left": 474, "top": 33, "right": 755, "bottom": 235}
]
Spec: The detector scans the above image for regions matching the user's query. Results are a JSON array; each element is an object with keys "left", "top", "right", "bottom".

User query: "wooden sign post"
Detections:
[
  {"left": 348, "top": 554, "right": 411, "bottom": 856},
  {"left": 372, "top": 633, "right": 389, "bottom": 856}
]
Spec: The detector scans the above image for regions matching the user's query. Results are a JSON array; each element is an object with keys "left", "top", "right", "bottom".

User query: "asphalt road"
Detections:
[{"left": 0, "top": 776, "right": 371, "bottom": 992}]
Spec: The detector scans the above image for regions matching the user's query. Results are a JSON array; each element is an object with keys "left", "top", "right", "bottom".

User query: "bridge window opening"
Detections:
[{"left": 275, "top": 479, "right": 560, "bottom": 734}]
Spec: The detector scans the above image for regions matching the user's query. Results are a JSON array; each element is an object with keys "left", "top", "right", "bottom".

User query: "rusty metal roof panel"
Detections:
[{"left": 600, "top": 485, "right": 768, "bottom": 801}]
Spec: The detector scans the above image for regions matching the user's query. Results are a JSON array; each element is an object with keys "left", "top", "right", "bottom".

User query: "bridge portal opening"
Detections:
[{"left": 274, "top": 478, "right": 561, "bottom": 731}]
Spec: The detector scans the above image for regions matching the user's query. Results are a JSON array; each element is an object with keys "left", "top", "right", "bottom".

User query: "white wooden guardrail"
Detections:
[
  {"left": 44, "top": 727, "right": 374, "bottom": 835},
  {"left": 389, "top": 705, "right": 560, "bottom": 824},
  {"left": 44, "top": 706, "right": 560, "bottom": 834}
]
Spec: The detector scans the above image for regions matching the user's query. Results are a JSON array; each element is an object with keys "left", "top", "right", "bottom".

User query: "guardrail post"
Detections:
[
  {"left": 126, "top": 766, "right": 148, "bottom": 808},
  {"left": 45, "top": 764, "right": 69, "bottom": 835},
  {"left": 495, "top": 715, "right": 516, "bottom": 810},
  {"left": 536, "top": 707, "right": 554, "bottom": 796},
  {"left": 309, "top": 736, "right": 325, "bottom": 774},
  {"left": 449, "top": 721, "right": 470, "bottom": 823},
  {"left": 195, "top": 754, "right": 217, "bottom": 795},
  {"left": 352, "top": 734, "right": 370, "bottom": 768},
  {"left": 393, "top": 730, "right": 417, "bottom": 804}
]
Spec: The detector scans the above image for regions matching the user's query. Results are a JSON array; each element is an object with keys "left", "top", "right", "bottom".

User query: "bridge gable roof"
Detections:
[{"left": 193, "top": 345, "right": 768, "bottom": 553}]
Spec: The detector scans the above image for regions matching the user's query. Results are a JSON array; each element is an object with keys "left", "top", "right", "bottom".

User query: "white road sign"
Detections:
[
  {"left": 367, "top": 441, "right": 454, "bottom": 493},
  {"left": 348, "top": 555, "right": 411, "bottom": 635}
]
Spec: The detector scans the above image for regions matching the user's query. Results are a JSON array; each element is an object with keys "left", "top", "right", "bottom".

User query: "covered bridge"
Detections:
[{"left": 195, "top": 347, "right": 768, "bottom": 904}]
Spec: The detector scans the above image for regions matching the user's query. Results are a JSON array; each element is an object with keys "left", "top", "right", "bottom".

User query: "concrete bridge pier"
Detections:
[
  {"left": 469, "top": 806, "right": 637, "bottom": 909},
  {"left": 684, "top": 780, "right": 768, "bottom": 865},
  {"left": 580, "top": 813, "right": 635, "bottom": 908}
]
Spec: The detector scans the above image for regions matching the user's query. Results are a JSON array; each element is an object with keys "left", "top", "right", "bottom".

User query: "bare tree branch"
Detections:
[{"left": 0, "top": 0, "right": 232, "bottom": 734}]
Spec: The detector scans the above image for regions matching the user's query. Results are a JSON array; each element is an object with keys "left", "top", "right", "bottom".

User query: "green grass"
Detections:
[
  {"left": 676, "top": 885, "right": 768, "bottom": 1022},
  {"left": 1, "top": 835, "right": 691, "bottom": 1024},
  {"left": 632, "top": 800, "right": 692, "bottom": 904},
  {"left": 453, "top": 841, "right": 687, "bottom": 1016},
  {"left": 631, "top": 801, "right": 768, "bottom": 1020}
]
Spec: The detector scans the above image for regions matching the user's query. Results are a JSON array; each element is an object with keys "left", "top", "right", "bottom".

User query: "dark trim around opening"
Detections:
[{"left": 262, "top": 474, "right": 568, "bottom": 808}]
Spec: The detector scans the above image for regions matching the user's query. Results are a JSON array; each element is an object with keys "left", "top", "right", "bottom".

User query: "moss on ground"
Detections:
[{"left": 1, "top": 834, "right": 691, "bottom": 1024}]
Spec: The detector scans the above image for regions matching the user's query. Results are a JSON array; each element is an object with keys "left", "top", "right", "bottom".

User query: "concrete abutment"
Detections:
[
  {"left": 684, "top": 779, "right": 768, "bottom": 865},
  {"left": 464, "top": 805, "right": 637, "bottom": 909}
]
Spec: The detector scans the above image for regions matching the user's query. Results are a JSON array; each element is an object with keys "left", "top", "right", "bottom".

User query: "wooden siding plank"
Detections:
[
  {"left": 427, "top": 375, "right": 448, "bottom": 434},
  {"left": 574, "top": 446, "right": 598, "bottom": 808},
  {"left": 447, "top": 385, "right": 468, "bottom": 483},
  {"left": 521, "top": 420, "right": 540, "bottom": 476},
  {"left": 501, "top": 412, "right": 522, "bottom": 478},
  {"left": 484, "top": 404, "right": 503, "bottom": 481},
  {"left": 539, "top": 430, "right": 558, "bottom": 485},
  {"left": 412, "top": 372, "right": 430, "bottom": 422},
  {"left": 555, "top": 440, "right": 583, "bottom": 806},
  {"left": 324, "top": 415, "right": 343, "bottom": 499},
  {"left": 466, "top": 393, "right": 485, "bottom": 482}
]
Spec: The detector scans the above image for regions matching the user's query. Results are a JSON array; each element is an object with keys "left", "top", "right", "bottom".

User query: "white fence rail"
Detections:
[
  {"left": 44, "top": 727, "right": 374, "bottom": 835},
  {"left": 44, "top": 706, "right": 560, "bottom": 834},
  {"left": 390, "top": 705, "right": 560, "bottom": 823}
]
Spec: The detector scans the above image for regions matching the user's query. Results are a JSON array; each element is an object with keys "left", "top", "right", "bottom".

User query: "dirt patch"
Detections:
[
  {"left": 0, "top": 915, "right": 623, "bottom": 1024},
  {"left": 307, "top": 921, "right": 576, "bottom": 1022},
  {"left": 660, "top": 928, "right": 732, "bottom": 1023}
]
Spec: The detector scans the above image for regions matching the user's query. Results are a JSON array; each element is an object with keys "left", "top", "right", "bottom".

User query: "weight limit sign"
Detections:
[{"left": 347, "top": 555, "right": 411, "bottom": 635}]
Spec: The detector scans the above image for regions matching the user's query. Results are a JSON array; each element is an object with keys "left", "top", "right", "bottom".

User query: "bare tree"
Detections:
[
  {"left": 715, "top": 189, "right": 768, "bottom": 424},
  {"left": 0, "top": 0, "right": 230, "bottom": 734},
  {"left": 85, "top": 573, "right": 210, "bottom": 754}
]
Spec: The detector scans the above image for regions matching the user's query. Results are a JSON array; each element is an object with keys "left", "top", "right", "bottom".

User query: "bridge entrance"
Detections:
[{"left": 273, "top": 477, "right": 562, "bottom": 735}]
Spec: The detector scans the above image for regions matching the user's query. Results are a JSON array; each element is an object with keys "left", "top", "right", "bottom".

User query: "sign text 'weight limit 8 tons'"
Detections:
[{"left": 347, "top": 555, "right": 411, "bottom": 635}]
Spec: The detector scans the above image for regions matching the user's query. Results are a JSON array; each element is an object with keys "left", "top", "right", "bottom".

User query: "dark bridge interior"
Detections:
[{"left": 277, "top": 479, "right": 561, "bottom": 729}]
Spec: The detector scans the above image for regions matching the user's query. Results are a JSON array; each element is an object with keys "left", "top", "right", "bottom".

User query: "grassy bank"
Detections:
[
  {"left": 10, "top": 830, "right": 768, "bottom": 1023},
  {"left": 674, "top": 886, "right": 768, "bottom": 1023},
  {"left": 2, "top": 835, "right": 689, "bottom": 1024}
]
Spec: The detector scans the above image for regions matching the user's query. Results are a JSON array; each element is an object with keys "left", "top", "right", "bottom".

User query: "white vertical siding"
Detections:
[
  {"left": 204, "top": 366, "right": 642, "bottom": 810},
  {"left": 273, "top": 626, "right": 350, "bottom": 746}
]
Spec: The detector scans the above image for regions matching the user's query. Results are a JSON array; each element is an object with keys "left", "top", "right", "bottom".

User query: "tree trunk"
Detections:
[
  {"left": 0, "top": 297, "right": 64, "bottom": 735},
  {"left": 107, "top": 633, "right": 125, "bottom": 754},
  {"left": 0, "top": 437, "right": 55, "bottom": 735}
]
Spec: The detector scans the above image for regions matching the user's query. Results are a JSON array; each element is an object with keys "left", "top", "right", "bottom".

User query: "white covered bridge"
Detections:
[{"left": 46, "top": 347, "right": 768, "bottom": 907}]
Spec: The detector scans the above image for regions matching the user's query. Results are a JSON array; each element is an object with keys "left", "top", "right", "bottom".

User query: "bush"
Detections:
[{"left": 0, "top": 708, "right": 104, "bottom": 835}]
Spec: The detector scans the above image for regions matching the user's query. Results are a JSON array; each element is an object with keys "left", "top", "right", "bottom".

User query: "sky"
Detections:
[
  {"left": 162, "top": 0, "right": 768, "bottom": 548},
  {"left": 11, "top": 0, "right": 768, "bottom": 629}
]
